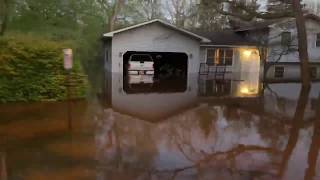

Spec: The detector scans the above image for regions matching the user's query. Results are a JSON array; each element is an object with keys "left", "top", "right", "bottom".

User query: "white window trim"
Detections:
[{"left": 205, "top": 48, "right": 234, "bottom": 66}]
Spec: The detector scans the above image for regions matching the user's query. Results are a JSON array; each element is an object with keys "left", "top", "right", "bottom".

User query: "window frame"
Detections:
[
  {"left": 316, "top": 33, "right": 320, "bottom": 47},
  {"left": 281, "top": 31, "right": 292, "bottom": 46},
  {"left": 205, "top": 48, "right": 234, "bottom": 66},
  {"left": 274, "top": 66, "right": 285, "bottom": 78},
  {"left": 310, "top": 66, "right": 317, "bottom": 79},
  {"left": 206, "top": 48, "right": 216, "bottom": 65}
]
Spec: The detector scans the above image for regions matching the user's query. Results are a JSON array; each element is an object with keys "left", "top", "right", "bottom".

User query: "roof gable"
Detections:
[{"left": 103, "top": 19, "right": 211, "bottom": 43}]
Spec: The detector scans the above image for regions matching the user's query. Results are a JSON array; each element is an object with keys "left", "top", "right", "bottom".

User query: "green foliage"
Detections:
[{"left": 0, "top": 35, "right": 87, "bottom": 103}]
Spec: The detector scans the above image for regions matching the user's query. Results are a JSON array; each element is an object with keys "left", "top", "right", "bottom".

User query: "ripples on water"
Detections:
[{"left": 0, "top": 72, "right": 319, "bottom": 180}]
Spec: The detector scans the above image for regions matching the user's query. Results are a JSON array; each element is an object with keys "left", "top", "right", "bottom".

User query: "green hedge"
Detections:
[{"left": 0, "top": 35, "right": 87, "bottom": 103}]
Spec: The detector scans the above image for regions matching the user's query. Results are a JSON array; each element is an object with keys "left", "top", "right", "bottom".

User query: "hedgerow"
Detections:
[{"left": 0, "top": 35, "right": 87, "bottom": 103}]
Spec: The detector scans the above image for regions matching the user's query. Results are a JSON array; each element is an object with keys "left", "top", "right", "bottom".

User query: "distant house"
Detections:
[
  {"left": 102, "top": 14, "right": 320, "bottom": 82},
  {"left": 233, "top": 14, "right": 320, "bottom": 81}
]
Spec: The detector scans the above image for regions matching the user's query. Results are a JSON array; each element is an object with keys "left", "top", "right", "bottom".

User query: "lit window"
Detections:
[
  {"left": 316, "top": 33, "right": 320, "bottom": 47},
  {"left": 310, "top": 67, "right": 317, "bottom": 79},
  {"left": 206, "top": 48, "right": 233, "bottom": 66},
  {"left": 281, "top": 32, "right": 291, "bottom": 46},
  {"left": 274, "top": 66, "right": 284, "bottom": 78}
]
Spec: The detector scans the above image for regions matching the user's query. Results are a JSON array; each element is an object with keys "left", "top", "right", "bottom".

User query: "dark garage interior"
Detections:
[{"left": 123, "top": 51, "right": 188, "bottom": 94}]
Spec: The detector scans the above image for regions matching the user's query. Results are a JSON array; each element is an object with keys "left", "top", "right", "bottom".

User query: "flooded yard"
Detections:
[{"left": 0, "top": 73, "right": 319, "bottom": 180}]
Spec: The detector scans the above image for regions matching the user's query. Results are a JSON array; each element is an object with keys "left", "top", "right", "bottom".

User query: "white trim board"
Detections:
[{"left": 103, "top": 19, "right": 211, "bottom": 43}]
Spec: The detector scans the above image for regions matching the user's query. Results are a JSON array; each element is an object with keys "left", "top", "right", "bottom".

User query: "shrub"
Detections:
[{"left": 0, "top": 35, "right": 87, "bottom": 103}]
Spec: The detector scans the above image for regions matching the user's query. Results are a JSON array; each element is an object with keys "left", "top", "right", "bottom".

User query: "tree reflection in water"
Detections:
[
  {"left": 304, "top": 92, "right": 320, "bottom": 180},
  {"left": 1, "top": 82, "right": 319, "bottom": 179},
  {"left": 278, "top": 86, "right": 311, "bottom": 178},
  {"left": 94, "top": 83, "right": 320, "bottom": 180}
]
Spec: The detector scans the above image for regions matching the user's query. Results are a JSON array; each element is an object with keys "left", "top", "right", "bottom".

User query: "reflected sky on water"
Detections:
[{"left": 0, "top": 72, "right": 320, "bottom": 180}]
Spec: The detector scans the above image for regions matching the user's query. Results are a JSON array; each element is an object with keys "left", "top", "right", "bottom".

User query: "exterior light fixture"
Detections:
[
  {"left": 189, "top": 53, "right": 193, "bottom": 58},
  {"left": 240, "top": 86, "right": 258, "bottom": 95},
  {"left": 243, "top": 50, "right": 252, "bottom": 57},
  {"left": 119, "top": 52, "right": 123, "bottom": 57},
  {"left": 240, "top": 87, "right": 249, "bottom": 94}
]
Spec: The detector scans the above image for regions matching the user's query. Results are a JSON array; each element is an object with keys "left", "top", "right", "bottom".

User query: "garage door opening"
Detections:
[{"left": 123, "top": 51, "right": 188, "bottom": 94}]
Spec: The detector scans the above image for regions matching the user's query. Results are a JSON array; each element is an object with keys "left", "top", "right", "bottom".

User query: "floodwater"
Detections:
[{"left": 0, "top": 72, "right": 320, "bottom": 180}]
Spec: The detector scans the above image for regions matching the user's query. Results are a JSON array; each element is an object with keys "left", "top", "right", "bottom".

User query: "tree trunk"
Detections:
[
  {"left": 278, "top": 85, "right": 310, "bottom": 178},
  {"left": 0, "top": 0, "right": 9, "bottom": 36},
  {"left": 108, "top": 0, "right": 123, "bottom": 32},
  {"left": 292, "top": 0, "right": 310, "bottom": 87},
  {"left": 304, "top": 95, "right": 320, "bottom": 180}
]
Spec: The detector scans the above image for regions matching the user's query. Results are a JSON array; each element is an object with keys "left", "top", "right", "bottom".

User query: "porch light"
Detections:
[
  {"left": 240, "top": 87, "right": 249, "bottom": 94},
  {"left": 240, "top": 86, "right": 258, "bottom": 95},
  {"left": 243, "top": 50, "right": 252, "bottom": 57}
]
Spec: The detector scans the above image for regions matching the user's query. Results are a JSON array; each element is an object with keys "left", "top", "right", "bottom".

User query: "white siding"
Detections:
[
  {"left": 111, "top": 23, "right": 201, "bottom": 73},
  {"left": 267, "top": 19, "right": 320, "bottom": 63},
  {"left": 110, "top": 73, "right": 198, "bottom": 120}
]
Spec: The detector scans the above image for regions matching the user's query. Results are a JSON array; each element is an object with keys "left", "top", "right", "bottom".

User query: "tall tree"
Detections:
[
  {"left": 202, "top": 0, "right": 310, "bottom": 85},
  {"left": 108, "top": 0, "right": 124, "bottom": 31},
  {"left": 195, "top": 1, "right": 228, "bottom": 31},
  {"left": 292, "top": 0, "right": 311, "bottom": 87},
  {"left": 0, "top": 0, "right": 9, "bottom": 36},
  {"left": 96, "top": 0, "right": 125, "bottom": 32},
  {"left": 166, "top": 0, "right": 196, "bottom": 27},
  {"left": 142, "top": 0, "right": 162, "bottom": 20},
  {"left": 120, "top": 0, "right": 163, "bottom": 26}
]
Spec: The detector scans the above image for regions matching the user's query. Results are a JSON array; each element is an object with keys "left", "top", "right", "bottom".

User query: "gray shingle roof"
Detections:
[{"left": 194, "top": 31, "right": 259, "bottom": 46}]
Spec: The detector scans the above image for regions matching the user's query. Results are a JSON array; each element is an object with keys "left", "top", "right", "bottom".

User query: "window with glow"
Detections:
[{"left": 206, "top": 48, "right": 233, "bottom": 66}]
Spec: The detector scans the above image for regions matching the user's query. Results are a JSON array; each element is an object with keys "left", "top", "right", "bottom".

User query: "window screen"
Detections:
[
  {"left": 316, "top": 33, "right": 320, "bottom": 47},
  {"left": 275, "top": 66, "right": 284, "bottom": 78},
  {"left": 206, "top": 48, "right": 233, "bottom": 66},
  {"left": 281, "top": 32, "right": 291, "bottom": 46},
  {"left": 206, "top": 49, "right": 215, "bottom": 65},
  {"left": 310, "top": 67, "right": 317, "bottom": 79}
]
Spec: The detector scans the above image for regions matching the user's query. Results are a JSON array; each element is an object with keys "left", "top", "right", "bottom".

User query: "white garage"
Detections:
[{"left": 102, "top": 19, "right": 210, "bottom": 74}]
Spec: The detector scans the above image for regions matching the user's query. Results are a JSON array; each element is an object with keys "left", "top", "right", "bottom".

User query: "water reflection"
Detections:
[
  {"left": 103, "top": 73, "right": 198, "bottom": 121},
  {"left": 102, "top": 71, "right": 262, "bottom": 121},
  {"left": 0, "top": 72, "right": 320, "bottom": 179}
]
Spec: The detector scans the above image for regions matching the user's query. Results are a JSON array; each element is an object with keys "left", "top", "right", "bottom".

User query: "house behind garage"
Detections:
[
  {"left": 102, "top": 15, "right": 320, "bottom": 82},
  {"left": 102, "top": 19, "right": 262, "bottom": 98}
]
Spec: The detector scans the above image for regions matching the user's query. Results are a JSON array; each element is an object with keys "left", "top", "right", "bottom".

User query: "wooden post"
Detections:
[
  {"left": 66, "top": 70, "right": 72, "bottom": 131},
  {"left": 0, "top": 152, "right": 7, "bottom": 180},
  {"left": 63, "top": 49, "right": 73, "bottom": 131}
]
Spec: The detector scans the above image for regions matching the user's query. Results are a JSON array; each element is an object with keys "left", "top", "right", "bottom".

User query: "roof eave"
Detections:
[{"left": 102, "top": 19, "right": 211, "bottom": 43}]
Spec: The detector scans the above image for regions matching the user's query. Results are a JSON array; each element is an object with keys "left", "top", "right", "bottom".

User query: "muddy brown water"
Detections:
[{"left": 0, "top": 73, "right": 320, "bottom": 180}]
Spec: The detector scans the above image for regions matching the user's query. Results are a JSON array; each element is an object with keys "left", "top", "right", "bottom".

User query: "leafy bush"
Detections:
[{"left": 0, "top": 35, "right": 87, "bottom": 103}]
